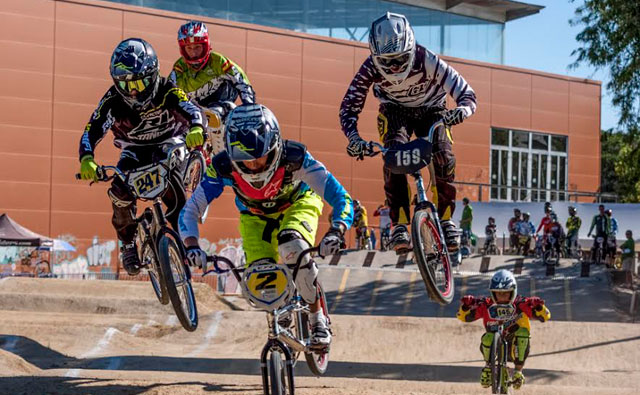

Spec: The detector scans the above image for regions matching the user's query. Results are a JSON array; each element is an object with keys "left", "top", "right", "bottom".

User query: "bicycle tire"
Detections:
[
  {"left": 304, "top": 283, "right": 330, "bottom": 376},
  {"left": 411, "top": 209, "right": 454, "bottom": 305},
  {"left": 142, "top": 240, "right": 168, "bottom": 305},
  {"left": 269, "top": 350, "right": 286, "bottom": 395},
  {"left": 490, "top": 332, "right": 502, "bottom": 394},
  {"left": 157, "top": 235, "right": 198, "bottom": 332}
]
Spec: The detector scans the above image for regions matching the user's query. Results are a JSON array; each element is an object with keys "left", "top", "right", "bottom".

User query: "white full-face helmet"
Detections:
[{"left": 369, "top": 12, "right": 416, "bottom": 84}]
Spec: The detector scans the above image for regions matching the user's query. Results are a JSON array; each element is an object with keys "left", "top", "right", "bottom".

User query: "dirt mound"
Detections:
[
  {"left": 0, "top": 348, "right": 40, "bottom": 376},
  {"left": 0, "top": 277, "right": 229, "bottom": 316}
]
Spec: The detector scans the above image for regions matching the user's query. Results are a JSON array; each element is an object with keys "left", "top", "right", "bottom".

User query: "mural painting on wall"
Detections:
[
  {"left": 199, "top": 237, "right": 244, "bottom": 294},
  {"left": 52, "top": 236, "right": 117, "bottom": 278}
]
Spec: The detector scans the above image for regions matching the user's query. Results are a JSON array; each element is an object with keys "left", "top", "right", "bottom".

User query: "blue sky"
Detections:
[{"left": 504, "top": 0, "right": 617, "bottom": 130}]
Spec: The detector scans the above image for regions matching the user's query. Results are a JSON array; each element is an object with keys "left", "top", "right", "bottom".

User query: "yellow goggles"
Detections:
[{"left": 117, "top": 76, "right": 152, "bottom": 93}]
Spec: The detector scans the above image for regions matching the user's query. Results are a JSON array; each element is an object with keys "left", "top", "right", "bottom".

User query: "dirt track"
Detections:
[{"left": 0, "top": 277, "right": 639, "bottom": 394}]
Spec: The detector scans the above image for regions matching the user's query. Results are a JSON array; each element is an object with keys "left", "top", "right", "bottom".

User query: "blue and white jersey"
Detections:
[
  {"left": 179, "top": 140, "right": 353, "bottom": 240},
  {"left": 516, "top": 221, "right": 535, "bottom": 236}
]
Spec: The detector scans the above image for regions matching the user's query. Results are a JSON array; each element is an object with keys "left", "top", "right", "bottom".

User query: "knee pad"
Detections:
[
  {"left": 108, "top": 182, "right": 134, "bottom": 208},
  {"left": 277, "top": 230, "right": 317, "bottom": 304},
  {"left": 480, "top": 332, "right": 494, "bottom": 362}
]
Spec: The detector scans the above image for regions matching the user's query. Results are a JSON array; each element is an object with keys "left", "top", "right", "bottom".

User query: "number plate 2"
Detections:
[
  {"left": 241, "top": 263, "right": 293, "bottom": 311},
  {"left": 383, "top": 138, "right": 432, "bottom": 174}
]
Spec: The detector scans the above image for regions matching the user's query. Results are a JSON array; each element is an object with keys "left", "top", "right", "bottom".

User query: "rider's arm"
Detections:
[
  {"left": 215, "top": 52, "right": 255, "bottom": 104},
  {"left": 588, "top": 216, "right": 596, "bottom": 235},
  {"left": 179, "top": 157, "right": 231, "bottom": 244},
  {"left": 79, "top": 89, "right": 117, "bottom": 160},
  {"left": 456, "top": 296, "right": 486, "bottom": 323},
  {"left": 294, "top": 151, "right": 354, "bottom": 230},
  {"left": 518, "top": 297, "right": 551, "bottom": 322},
  {"left": 164, "top": 82, "right": 205, "bottom": 129},
  {"left": 425, "top": 51, "right": 477, "bottom": 118},
  {"left": 536, "top": 220, "right": 544, "bottom": 234},
  {"left": 339, "top": 57, "right": 376, "bottom": 140}
]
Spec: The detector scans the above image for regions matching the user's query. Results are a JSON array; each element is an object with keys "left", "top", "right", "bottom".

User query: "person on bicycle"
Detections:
[
  {"left": 178, "top": 103, "right": 353, "bottom": 347},
  {"left": 605, "top": 209, "right": 619, "bottom": 260},
  {"left": 587, "top": 204, "right": 611, "bottom": 261},
  {"left": 169, "top": 21, "right": 255, "bottom": 154},
  {"left": 545, "top": 212, "right": 565, "bottom": 261},
  {"left": 565, "top": 206, "right": 582, "bottom": 255},
  {"left": 78, "top": 38, "right": 205, "bottom": 276},
  {"left": 508, "top": 208, "right": 522, "bottom": 252},
  {"left": 515, "top": 212, "right": 535, "bottom": 255},
  {"left": 353, "top": 200, "right": 371, "bottom": 249},
  {"left": 457, "top": 270, "right": 551, "bottom": 390},
  {"left": 373, "top": 201, "right": 392, "bottom": 251},
  {"left": 339, "top": 12, "right": 477, "bottom": 254}
]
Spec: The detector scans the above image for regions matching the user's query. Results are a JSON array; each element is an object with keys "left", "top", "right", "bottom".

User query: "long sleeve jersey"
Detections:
[
  {"left": 179, "top": 140, "right": 353, "bottom": 240},
  {"left": 169, "top": 51, "right": 254, "bottom": 109},
  {"left": 79, "top": 78, "right": 204, "bottom": 159},
  {"left": 339, "top": 45, "right": 477, "bottom": 139},
  {"left": 457, "top": 295, "right": 551, "bottom": 332}
]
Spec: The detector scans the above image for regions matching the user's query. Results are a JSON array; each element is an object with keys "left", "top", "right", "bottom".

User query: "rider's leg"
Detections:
[
  {"left": 429, "top": 123, "right": 459, "bottom": 251},
  {"left": 480, "top": 332, "right": 494, "bottom": 387},
  {"left": 511, "top": 327, "right": 530, "bottom": 389},
  {"left": 277, "top": 192, "right": 330, "bottom": 346},
  {"left": 162, "top": 172, "right": 187, "bottom": 232},
  {"left": 379, "top": 106, "right": 412, "bottom": 252}
]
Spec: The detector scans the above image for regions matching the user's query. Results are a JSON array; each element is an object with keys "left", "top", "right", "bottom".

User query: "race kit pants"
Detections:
[
  {"left": 377, "top": 104, "right": 456, "bottom": 225},
  {"left": 239, "top": 191, "right": 323, "bottom": 304}
]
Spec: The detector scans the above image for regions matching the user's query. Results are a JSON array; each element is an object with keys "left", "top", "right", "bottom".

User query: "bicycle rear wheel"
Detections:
[
  {"left": 158, "top": 235, "right": 198, "bottom": 331},
  {"left": 411, "top": 209, "right": 454, "bottom": 305}
]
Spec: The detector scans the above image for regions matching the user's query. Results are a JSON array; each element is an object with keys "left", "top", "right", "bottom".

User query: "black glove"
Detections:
[
  {"left": 318, "top": 226, "right": 345, "bottom": 258},
  {"left": 346, "top": 134, "right": 371, "bottom": 160},
  {"left": 186, "top": 246, "right": 207, "bottom": 269},
  {"left": 443, "top": 107, "right": 468, "bottom": 126}
]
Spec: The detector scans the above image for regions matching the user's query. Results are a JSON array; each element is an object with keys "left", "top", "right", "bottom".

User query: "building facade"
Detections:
[{"left": 0, "top": 0, "right": 600, "bottom": 268}]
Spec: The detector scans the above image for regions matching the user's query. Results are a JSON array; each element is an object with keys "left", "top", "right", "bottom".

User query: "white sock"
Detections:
[{"left": 310, "top": 311, "right": 324, "bottom": 325}]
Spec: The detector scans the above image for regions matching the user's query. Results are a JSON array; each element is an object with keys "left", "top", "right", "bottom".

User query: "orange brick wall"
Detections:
[{"left": 0, "top": 0, "right": 601, "bottom": 266}]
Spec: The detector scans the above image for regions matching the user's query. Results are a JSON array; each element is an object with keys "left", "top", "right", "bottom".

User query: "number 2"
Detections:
[{"left": 255, "top": 272, "right": 277, "bottom": 290}]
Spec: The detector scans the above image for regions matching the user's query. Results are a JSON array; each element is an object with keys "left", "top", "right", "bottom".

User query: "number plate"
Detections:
[
  {"left": 241, "top": 263, "right": 294, "bottom": 311},
  {"left": 596, "top": 237, "right": 604, "bottom": 243},
  {"left": 488, "top": 304, "right": 516, "bottom": 321},
  {"left": 383, "top": 138, "right": 432, "bottom": 174},
  {"left": 129, "top": 165, "right": 167, "bottom": 199}
]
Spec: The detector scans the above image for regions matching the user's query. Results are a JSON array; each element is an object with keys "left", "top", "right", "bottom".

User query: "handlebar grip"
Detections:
[{"left": 75, "top": 173, "right": 81, "bottom": 180}]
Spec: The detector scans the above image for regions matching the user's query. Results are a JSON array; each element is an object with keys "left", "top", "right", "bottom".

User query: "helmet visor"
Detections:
[
  {"left": 115, "top": 75, "right": 154, "bottom": 96},
  {"left": 235, "top": 150, "right": 276, "bottom": 175},
  {"left": 375, "top": 52, "right": 411, "bottom": 74}
]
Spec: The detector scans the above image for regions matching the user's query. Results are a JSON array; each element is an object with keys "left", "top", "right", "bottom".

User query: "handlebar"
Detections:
[
  {"left": 204, "top": 246, "right": 320, "bottom": 283},
  {"left": 75, "top": 143, "right": 186, "bottom": 183}
]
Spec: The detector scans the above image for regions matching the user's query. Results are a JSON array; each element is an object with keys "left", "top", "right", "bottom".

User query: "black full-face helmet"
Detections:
[{"left": 110, "top": 38, "right": 160, "bottom": 110}]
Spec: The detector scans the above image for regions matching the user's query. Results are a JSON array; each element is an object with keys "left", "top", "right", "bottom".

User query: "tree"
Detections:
[
  {"left": 570, "top": 1, "right": 640, "bottom": 129},
  {"left": 600, "top": 127, "right": 640, "bottom": 202}
]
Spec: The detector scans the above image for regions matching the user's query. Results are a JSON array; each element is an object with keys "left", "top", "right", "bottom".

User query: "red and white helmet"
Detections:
[{"left": 178, "top": 21, "right": 211, "bottom": 69}]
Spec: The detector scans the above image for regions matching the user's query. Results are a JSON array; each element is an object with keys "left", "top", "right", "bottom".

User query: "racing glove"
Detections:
[
  {"left": 318, "top": 226, "right": 345, "bottom": 258},
  {"left": 443, "top": 107, "right": 469, "bottom": 126},
  {"left": 460, "top": 295, "right": 476, "bottom": 311},
  {"left": 185, "top": 246, "right": 207, "bottom": 269},
  {"left": 346, "top": 134, "right": 371, "bottom": 160},
  {"left": 528, "top": 296, "right": 544, "bottom": 309},
  {"left": 79, "top": 155, "right": 98, "bottom": 181},
  {"left": 186, "top": 126, "right": 204, "bottom": 149}
]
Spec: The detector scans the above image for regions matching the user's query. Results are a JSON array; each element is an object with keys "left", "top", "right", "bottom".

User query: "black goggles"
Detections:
[{"left": 376, "top": 52, "right": 411, "bottom": 71}]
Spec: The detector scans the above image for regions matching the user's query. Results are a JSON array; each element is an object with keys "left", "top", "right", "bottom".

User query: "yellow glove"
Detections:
[
  {"left": 185, "top": 126, "right": 204, "bottom": 149},
  {"left": 79, "top": 155, "right": 98, "bottom": 181}
]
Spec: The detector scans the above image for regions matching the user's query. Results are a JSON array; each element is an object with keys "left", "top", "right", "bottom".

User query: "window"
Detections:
[{"left": 490, "top": 128, "right": 568, "bottom": 202}]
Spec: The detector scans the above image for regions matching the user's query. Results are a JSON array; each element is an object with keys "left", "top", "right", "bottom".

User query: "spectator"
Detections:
[
  {"left": 620, "top": 230, "right": 636, "bottom": 288},
  {"left": 460, "top": 197, "right": 473, "bottom": 234},
  {"left": 515, "top": 212, "right": 535, "bottom": 255},
  {"left": 508, "top": 208, "right": 522, "bottom": 252},
  {"left": 605, "top": 209, "right": 619, "bottom": 261},
  {"left": 374, "top": 201, "right": 391, "bottom": 251},
  {"left": 565, "top": 206, "right": 582, "bottom": 256},
  {"left": 536, "top": 210, "right": 552, "bottom": 236},
  {"left": 587, "top": 204, "right": 611, "bottom": 262}
]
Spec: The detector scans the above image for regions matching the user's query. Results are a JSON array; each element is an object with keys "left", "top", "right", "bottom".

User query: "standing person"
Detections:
[
  {"left": 536, "top": 210, "right": 553, "bottom": 236},
  {"left": 460, "top": 197, "right": 473, "bottom": 236},
  {"left": 339, "top": 12, "right": 477, "bottom": 253},
  {"left": 169, "top": 21, "right": 255, "bottom": 154},
  {"left": 78, "top": 38, "right": 205, "bottom": 275},
  {"left": 605, "top": 209, "right": 619, "bottom": 261},
  {"left": 620, "top": 230, "right": 636, "bottom": 288},
  {"left": 179, "top": 104, "right": 353, "bottom": 347},
  {"left": 565, "top": 206, "right": 582, "bottom": 256},
  {"left": 508, "top": 208, "right": 522, "bottom": 252},
  {"left": 516, "top": 212, "right": 535, "bottom": 255},
  {"left": 587, "top": 204, "right": 611, "bottom": 262},
  {"left": 374, "top": 201, "right": 392, "bottom": 251}
]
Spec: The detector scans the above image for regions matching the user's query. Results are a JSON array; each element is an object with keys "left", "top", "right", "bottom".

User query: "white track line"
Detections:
[
  {"left": 65, "top": 327, "right": 119, "bottom": 377},
  {"left": 187, "top": 311, "right": 223, "bottom": 357}
]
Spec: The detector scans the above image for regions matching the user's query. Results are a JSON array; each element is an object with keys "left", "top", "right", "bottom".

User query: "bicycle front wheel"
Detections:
[
  {"left": 158, "top": 235, "right": 198, "bottom": 332},
  {"left": 411, "top": 209, "right": 454, "bottom": 305},
  {"left": 268, "top": 350, "right": 288, "bottom": 395}
]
